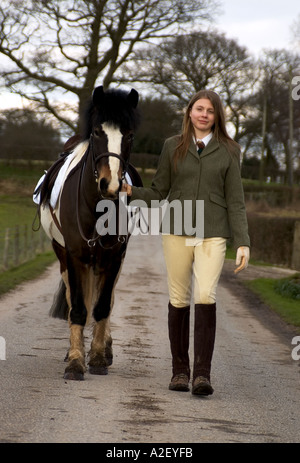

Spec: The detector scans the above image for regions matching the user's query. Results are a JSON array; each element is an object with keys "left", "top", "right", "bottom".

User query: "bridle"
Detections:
[
  {"left": 90, "top": 133, "right": 129, "bottom": 183},
  {"left": 76, "top": 133, "right": 130, "bottom": 249}
]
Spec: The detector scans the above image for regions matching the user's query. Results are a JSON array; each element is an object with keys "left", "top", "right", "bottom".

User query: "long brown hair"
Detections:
[{"left": 173, "top": 90, "right": 240, "bottom": 169}]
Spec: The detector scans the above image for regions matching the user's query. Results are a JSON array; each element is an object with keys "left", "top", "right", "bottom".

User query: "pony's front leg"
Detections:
[
  {"left": 89, "top": 258, "right": 123, "bottom": 375},
  {"left": 88, "top": 319, "right": 111, "bottom": 375},
  {"left": 64, "top": 324, "right": 86, "bottom": 380},
  {"left": 64, "top": 255, "right": 88, "bottom": 381}
]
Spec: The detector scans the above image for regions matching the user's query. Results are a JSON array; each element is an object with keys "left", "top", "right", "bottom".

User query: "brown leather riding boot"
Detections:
[
  {"left": 192, "top": 303, "right": 216, "bottom": 395},
  {"left": 168, "top": 302, "right": 190, "bottom": 391}
]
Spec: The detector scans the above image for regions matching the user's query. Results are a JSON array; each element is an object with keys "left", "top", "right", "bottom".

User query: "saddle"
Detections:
[
  {"left": 33, "top": 135, "right": 81, "bottom": 207},
  {"left": 34, "top": 134, "right": 143, "bottom": 209}
]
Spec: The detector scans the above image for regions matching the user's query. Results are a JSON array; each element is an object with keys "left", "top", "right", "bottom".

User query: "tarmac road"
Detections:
[{"left": 0, "top": 234, "right": 299, "bottom": 443}]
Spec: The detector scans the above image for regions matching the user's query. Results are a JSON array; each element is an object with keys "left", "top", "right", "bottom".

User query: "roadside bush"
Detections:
[{"left": 274, "top": 275, "right": 300, "bottom": 300}]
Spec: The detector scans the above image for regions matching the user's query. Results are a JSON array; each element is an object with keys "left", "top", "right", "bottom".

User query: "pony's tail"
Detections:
[{"left": 49, "top": 278, "right": 69, "bottom": 320}]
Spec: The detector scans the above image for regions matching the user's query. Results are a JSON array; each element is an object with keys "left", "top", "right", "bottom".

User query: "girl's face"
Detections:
[{"left": 189, "top": 98, "right": 215, "bottom": 138}]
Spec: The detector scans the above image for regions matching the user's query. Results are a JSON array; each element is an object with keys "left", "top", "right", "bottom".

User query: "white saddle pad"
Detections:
[{"left": 33, "top": 152, "right": 133, "bottom": 208}]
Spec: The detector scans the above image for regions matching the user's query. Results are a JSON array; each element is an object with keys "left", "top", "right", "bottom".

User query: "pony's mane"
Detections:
[
  {"left": 82, "top": 87, "right": 140, "bottom": 140},
  {"left": 68, "top": 141, "right": 89, "bottom": 172}
]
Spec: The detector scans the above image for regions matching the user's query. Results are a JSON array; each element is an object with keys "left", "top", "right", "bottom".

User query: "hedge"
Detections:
[
  {"left": 247, "top": 213, "right": 297, "bottom": 267},
  {"left": 243, "top": 184, "right": 300, "bottom": 207}
]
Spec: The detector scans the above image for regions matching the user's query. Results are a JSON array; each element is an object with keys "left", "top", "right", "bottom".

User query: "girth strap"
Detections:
[{"left": 49, "top": 205, "right": 63, "bottom": 234}]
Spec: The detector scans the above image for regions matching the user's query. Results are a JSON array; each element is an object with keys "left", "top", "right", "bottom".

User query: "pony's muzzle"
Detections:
[
  {"left": 99, "top": 177, "right": 109, "bottom": 195},
  {"left": 96, "top": 152, "right": 125, "bottom": 199},
  {"left": 99, "top": 176, "right": 122, "bottom": 199}
]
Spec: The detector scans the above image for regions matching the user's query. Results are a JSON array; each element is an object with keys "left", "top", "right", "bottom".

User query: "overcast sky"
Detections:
[
  {"left": 1, "top": 0, "right": 299, "bottom": 109},
  {"left": 216, "top": 0, "right": 299, "bottom": 56}
]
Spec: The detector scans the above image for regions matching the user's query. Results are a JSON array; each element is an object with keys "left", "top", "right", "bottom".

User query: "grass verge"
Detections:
[
  {"left": 0, "top": 251, "right": 56, "bottom": 297},
  {"left": 226, "top": 245, "right": 300, "bottom": 330},
  {"left": 0, "top": 195, "right": 38, "bottom": 228},
  {"left": 244, "top": 277, "right": 300, "bottom": 330}
]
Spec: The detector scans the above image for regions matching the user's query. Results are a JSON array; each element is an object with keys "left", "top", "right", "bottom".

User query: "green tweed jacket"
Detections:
[{"left": 131, "top": 135, "right": 250, "bottom": 249}]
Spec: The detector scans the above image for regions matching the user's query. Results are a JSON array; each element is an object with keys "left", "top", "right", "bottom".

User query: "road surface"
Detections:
[{"left": 0, "top": 234, "right": 299, "bottom": 443}]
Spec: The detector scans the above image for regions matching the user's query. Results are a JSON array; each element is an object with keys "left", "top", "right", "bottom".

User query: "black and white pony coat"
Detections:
[{"left": 36, "top": 86, "right": 142, "bottom": 380}]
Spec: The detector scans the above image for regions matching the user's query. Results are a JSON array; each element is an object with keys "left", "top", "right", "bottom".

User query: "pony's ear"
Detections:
[
  {"left": 128, "top": 89, "right": 139, "bottom": 108},
  {"left": 93, "top": 86, "right": 104, "bottom": 105}
]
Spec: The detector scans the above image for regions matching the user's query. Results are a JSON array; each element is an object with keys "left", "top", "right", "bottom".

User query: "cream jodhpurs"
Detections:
[{"left": 162, "top": 235, "right": 227, "bottom": 307}]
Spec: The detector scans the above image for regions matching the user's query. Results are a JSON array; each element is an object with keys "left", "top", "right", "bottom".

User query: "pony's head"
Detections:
[{"left": 83, "top": 86, "right": 139, "bottom": 199}]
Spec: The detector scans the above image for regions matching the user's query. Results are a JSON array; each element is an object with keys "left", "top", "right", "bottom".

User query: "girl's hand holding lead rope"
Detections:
[{"left": 121, "top": 182, "right": 132, "bottom": 196}]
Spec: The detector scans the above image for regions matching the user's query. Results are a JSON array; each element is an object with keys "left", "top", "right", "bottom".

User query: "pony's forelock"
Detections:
[{"left": 82, "top": 87, "right": 140, "bottom": 139}]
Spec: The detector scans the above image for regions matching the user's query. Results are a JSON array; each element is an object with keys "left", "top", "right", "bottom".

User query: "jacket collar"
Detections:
[{"left": 188, "top": 135, "right": 219, "bottom": 160}]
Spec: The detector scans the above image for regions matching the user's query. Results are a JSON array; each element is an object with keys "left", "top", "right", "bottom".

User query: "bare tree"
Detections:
[
  {"left": 0, "top": 0, "right": 217, "bottom": 133},
  {"left": 292, "top": 13, "right": 300, "bottom": 46},
  {"left": 133, "top": 96, "right": 181, "bottom": 154},
  {"left": 244, "top": 49, "right": 300, "bottom": 184},
  {"left": 121, "top": 30, "right": 257, "bottom": 141}
]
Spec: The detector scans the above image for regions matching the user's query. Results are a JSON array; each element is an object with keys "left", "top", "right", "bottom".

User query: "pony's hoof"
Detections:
[
  {"left": 88, "top": 365, "right": 108, "bottom": 375},
  {"left": 64, "top": 370, "right": 84, "bottom": 381},
  {"left": 64, "top": 359, "right": 85, "bottom": 380},
  {"left": 106, "top": 356, "right": 113, "bottom": 366},
  {"left": 105, "top": 344, "right": 113, "bottom": 366}
]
